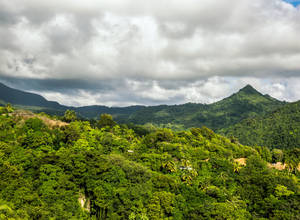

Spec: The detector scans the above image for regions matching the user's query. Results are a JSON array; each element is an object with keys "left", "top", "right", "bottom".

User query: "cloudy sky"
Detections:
[{"left": 0, "top": 0, "right": 300, "bottom": 106}]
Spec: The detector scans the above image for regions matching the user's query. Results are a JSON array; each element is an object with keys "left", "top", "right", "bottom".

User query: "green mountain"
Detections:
[
  {"left": 0, "top": 82, "right": 285, "bottom": 131},
  {"left": 76, "top": 105, "right": 145, "bottom": 121},
  {"left": 221, "top": 101, "right": 300, "bottom": 149},
  {"left": 0, "top": 110, "right": 299, "bottom": 219},
  {"left": 0, "top": 82, "right": 65, "bottom": 110},
  {"left": 0, "top": 82, "right": 144, "bottom": 118},
  {"left": 126, "top": 85, "right": 284, "bottom": 131}
]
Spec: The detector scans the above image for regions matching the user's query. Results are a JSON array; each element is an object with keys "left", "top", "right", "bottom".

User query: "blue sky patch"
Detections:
[{"left": 283, "top": 0, "right": 300, "bottom": 7}]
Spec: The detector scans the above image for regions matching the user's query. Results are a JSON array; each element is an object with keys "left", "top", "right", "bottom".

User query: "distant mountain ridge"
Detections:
[
  {"left": 0, "top": 82, "right": 286, "bottom": 131},
  {"left": 0, "top": 82, "right": 147, "bottom": 120},
  {"left": 0, "top": 82, "right": 65, "bottom": 109},
  {"left": 125, "top": 84, "right": 285, "bottom": 130},
  {"left": 0, "top": 82, "right": 144, "bottom": 117}
]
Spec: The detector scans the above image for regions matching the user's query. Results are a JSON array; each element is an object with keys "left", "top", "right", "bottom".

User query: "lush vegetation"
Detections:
[
  {"left": 0, "top": 106, "right": 299, "bottom": 219},
  {"left": 0, "top": 83, "right": 284, "bottom": 132},
  {"left": 222, "top": 101, "right": 300, "bottom": 150},
  {"left": 125, "top": 85, "right": 284, "bottom": 131}
]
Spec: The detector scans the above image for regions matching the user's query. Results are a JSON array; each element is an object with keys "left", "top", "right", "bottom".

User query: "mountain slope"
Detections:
[
  {"left": 76, "top": 105, "right": 145, "bottom": 121},
  {"left": 221, "top": 101, "right": 300, "bottom": 149},
  {"left": 0, "top": 82, "right": 285, "bottom": 131},
  {"left": 127, "top": 85, "right": 284, "bottom": 130},
  {"left": 0, "top": 82, "right": 143, "bottom": 118},
  {"left": 0, "top": 82, "right": 65, "bottom": 109}
]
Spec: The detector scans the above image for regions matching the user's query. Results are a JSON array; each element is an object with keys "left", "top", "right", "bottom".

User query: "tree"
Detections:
[
  {"left": 147, "top": 191, "right": 175, "bottom": 219},
  {"left": 63, "top": 110, "right": 77, "bottom": 122},
  {"left": 5, "top": 103, "right": 13, "bottom": 113},
  {"left": 162, "top": 161, "right": 177, "bottom": 173},
  {"left": 272, "top": 149, "right": 283, "bottom": 163},
  {"left": 0, "top": 104, "right": 14, "bottom": 114},
  {"left": 98, "top": 114, "right": 116, "bottom": 128}
]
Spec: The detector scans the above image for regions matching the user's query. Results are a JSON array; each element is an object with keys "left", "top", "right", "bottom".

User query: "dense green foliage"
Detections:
[
  {"left": 63, "top": 109, "right": 78, "bottom": 122},
  {"left": 0, "top": 109, "right": 299, "bottom": 219},
  {"left": 222, "top": 101, "right": 300, "bottom": 150}
]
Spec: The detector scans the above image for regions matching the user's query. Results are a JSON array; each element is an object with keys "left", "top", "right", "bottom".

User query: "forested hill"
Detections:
[
  {"left": 221, "top": 100, "right": 300, "bottom": 150},
  {"left": 0, "top": 82, "right": 64, "bottom": 110},
  {"left": 125, "top": 85, "right": 284, "bottom": 130},
  {"left": 0, "top": 82, "right": 144, "bottom": 118},
  {"left": 0, "top": 82, "right": 285, "bottom": 131},
  {"left": 0, "top": 107, "right": 299, "bottom": 219},
  {"left": 75, "top": 105, "right": 145, "bottom": 121}
]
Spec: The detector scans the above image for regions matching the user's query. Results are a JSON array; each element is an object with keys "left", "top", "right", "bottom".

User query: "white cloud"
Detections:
[{"left": 0, "top": 0, "right": 300, "bottom": 106}]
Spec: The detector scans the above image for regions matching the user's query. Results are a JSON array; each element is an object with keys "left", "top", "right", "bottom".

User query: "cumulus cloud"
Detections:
[{"left": 0, "top": 0, "right": 300, "bottom": 106}]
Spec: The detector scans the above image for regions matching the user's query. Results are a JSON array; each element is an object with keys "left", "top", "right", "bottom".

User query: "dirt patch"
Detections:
[
  {"left": 10, "top": 110, "right": 68, "bottom": 128},
  {"left": 38, "top": 115, "right": 68, "bottom": 128},
  {"left": 234, "top": 158, "right": 246, "bottom": 166},
  {"left": 267, "top": 162, "right": 286, "bottom": 170},
  {"left": 234, "top": 158, "right": 300, "bottom": 172}
]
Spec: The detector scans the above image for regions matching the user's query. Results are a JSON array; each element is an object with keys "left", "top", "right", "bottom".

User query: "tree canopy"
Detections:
[{"left": 0, "top": 111, "right": 299, "bottom": 219}]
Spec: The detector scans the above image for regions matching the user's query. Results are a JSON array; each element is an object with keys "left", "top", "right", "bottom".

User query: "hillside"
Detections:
[
  {"left": 0, "top": 108, "right": 299, "bottom": 219},
  {"left": 0, "top": 82, "right": 65, "bottom": 110},
  {"left": 221, "top": 101, "right": 300, "bottom": 150},
  {"left": 0, "top": 83, "right": 285, "bottom": 131},
  {"left": 76, "top": 105, "right": 145, "bottom": 121},
  {"left": 0, "top": 82, "right": 144, "bottom": 119},
  {"left": 126, "top": 85, "right": 284, "bottom": 130}
]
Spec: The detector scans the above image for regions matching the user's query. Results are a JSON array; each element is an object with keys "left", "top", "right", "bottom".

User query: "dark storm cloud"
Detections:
[
  {"left": 0, "top": 0, "right": 300, "bottom": 106},
  {"left": 0, "top": 9, "right": 18, "bottom": 26},
  {"left": 0, "top": 75, "right": 118, "bottom": 93}
]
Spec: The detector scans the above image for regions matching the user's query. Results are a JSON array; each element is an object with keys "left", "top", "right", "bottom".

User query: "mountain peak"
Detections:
[{"left": 238, "top": 84, "right": 261, "bottom": 95}]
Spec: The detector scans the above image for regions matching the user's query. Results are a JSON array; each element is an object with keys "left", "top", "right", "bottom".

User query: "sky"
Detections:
[
  {"left": 284, "top": 0, "right": 300, "bottom": 6},
  {"left": 0, "top": 0, "right": 300, "bottom": 107}
]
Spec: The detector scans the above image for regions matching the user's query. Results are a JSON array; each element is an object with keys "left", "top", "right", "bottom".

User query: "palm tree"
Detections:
[
  {"left": 233, "top": 162, "right": 243, "bottom": 173},
  {"left": 162, "top": 161, "right": 177, "bottom": 173}
]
